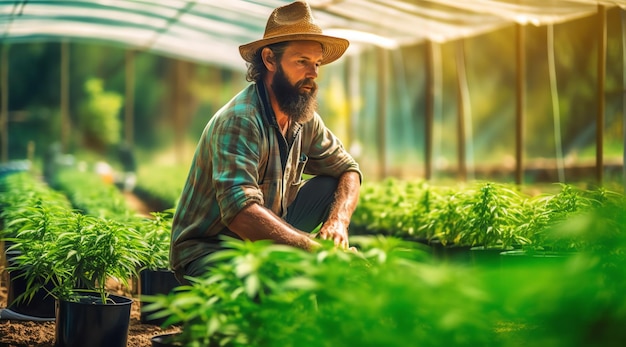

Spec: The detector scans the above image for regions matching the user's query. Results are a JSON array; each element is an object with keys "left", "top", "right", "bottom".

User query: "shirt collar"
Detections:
[{"left": 256, "top": 81, "right": 278, "bottom": 128}]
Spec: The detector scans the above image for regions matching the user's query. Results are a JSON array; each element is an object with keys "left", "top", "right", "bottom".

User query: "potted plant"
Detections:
[
  {"left": 1, "top": 173, "right": 73, "bottom": 319},
  {"left": 8, "top": 209, "right": 149, "bottom": 347},
  {"left": 136, "top": 209, "right": 181, "bottom": 326}
]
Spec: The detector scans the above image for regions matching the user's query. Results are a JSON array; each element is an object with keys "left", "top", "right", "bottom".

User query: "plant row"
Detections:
[
  {"left": 351, "top": 178, "right": 624, "bottom": 252},
  {"left": 53, "top": 168, "right": 174, "bottom": 272},
  {"left": 52, "top": 168, "right": 135, "bottom": 219},
  {"left": 144, "top": 208, "right": 626, "bottom": 347},
  {"left": 0, "top": 171, "right": 173, "bottom": 304},
  {"left": 3, "top": 170, "right": 626, "bottom": 346},
  {"left": 135, "top": 163, "right": 188, "bottom": 210}
]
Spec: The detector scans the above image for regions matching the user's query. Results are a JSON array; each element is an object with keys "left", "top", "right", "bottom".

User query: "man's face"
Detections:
[{"left": 271, "top": 41, "right": 323, "bottom": 124}]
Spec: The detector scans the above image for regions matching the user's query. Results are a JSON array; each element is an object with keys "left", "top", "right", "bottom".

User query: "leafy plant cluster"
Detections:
[
  {"left": 0, "top": 171, "right": 172, "bottom": 304},
  {"left": 77, "top": 78, "right": 124, "bottom": 152},
  {"left": 489, "top": 195, "right": 626, "bottom": 347},
  {"left": 352, "top": 178, "right": 621, "bottom": 252},
  {"left": 0, "top": 171, "right": 74, "bottom": 255},
  {"left": 52, "top": 168, "right": 135, "bottom": 219},
  {"left": 145, "top": 200, "right": 626, "bottom": 347},
  {"left": 144, "top": 236, "right": 495, "bottom": 347},
  {"left": 134, "top": 163, "right": 189, "bottom": 210},
  {"left": 52, "top": 167, "right": 174, "bottom": 270},
  {"left": 51, "top": 162, "right": 183, "bottom": 265}
]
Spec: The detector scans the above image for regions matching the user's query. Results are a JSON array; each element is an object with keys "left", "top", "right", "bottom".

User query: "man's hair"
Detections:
[{"left": 245, "top": 41, "right": 290, "bottom": 83}]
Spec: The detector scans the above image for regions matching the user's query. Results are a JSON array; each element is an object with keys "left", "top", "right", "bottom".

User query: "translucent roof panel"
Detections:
[{"left": 0, "top": 0, "right": 624, "bottom": 70}]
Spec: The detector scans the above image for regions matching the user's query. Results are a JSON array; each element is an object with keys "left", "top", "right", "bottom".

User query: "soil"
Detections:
[{"left": 0, "top": 273, "right": 182, "bottom": 347}]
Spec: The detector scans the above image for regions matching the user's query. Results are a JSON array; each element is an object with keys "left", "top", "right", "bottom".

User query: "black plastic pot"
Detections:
[
  {"left": 55, "top": 291, "right": 133, "bottom": 347},
  {"left": 140, "top": 268, "right": 180, "bottom": 325},
  {"left": 470, "top": 246, "right": 514, "bottom": 267},
  {"left": 151, "top": 332, "right": 184, "bottom": 347},
  {"left": 429, "top": 239, "right": 472, "bottom": 264},
  {"left": 5, "top": 250, "right": 56, "bottom": 319},
  {"left": 499, "top": 250, "right": 576, "bottom": 268}
]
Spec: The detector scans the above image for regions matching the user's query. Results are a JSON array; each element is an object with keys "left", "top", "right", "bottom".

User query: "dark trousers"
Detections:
[
  {"left": 178, "top": 175, "right": 338, "bottom": 283},
  {"left": 285, "top": 175, "right": 338, "bottom": 232}
]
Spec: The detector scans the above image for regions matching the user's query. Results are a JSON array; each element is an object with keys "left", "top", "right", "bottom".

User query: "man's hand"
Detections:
[
  {"left": 315, "top": 171, "right": 360, "bottom": 250},
  {"left": 316, "top": 222, "right": 350, "bottom": 249}
]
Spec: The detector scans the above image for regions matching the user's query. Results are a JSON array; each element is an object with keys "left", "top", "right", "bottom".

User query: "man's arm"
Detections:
[
  {"left": 228, "top": 202, "right": 320, "bottom": 251},
  {"left": 316, "top": 171, "right": 361, "bottom": 249}
]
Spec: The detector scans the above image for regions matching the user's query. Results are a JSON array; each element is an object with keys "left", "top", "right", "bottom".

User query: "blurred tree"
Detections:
[{"left": 77, "top": 78, "right": 123, "bottom": 152}]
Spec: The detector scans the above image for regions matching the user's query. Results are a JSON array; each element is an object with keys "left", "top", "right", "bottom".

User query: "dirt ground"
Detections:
[{"left": 0, "top": 271, "right": 181, "bottom": 347}]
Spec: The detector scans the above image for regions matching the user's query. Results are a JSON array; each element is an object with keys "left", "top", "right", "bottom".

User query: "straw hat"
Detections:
[{"left": 239, "top": 1, "right": 349, "bottom": 65}]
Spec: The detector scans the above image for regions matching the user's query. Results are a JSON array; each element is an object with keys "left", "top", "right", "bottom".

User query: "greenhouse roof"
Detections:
[{"left": 1, "top": 0, "right": 625, "bottom": 70}]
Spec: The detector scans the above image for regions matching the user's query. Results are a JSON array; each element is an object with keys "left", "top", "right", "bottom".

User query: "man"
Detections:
[{"left": 170, "top": 1, "right": 362, "bottom": 283}]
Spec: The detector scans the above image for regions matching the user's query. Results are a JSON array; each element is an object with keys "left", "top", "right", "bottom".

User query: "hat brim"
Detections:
[{"left": 239, "top": 33, "right": 349, "bottom": 66}]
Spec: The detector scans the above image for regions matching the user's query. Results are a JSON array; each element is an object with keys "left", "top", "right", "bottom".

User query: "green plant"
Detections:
[
  {"left": 143, "top": 235, "right": 497, "bottom": 347},
  {"left": 53, "top": 168, "right": 134, "bottom": 219},
  {"left": 455, "top": 182, "right": 528, "bottom": 249},
  {"left": 489, "top": 192, "right": 626, "bottom": 347},
  {"left": 351, "top": 178, "right": 447, "bottom": 241},
  {"left": 351, "top": 178, "right": 407, "bottom": 236},
  {"left": 136, "top": 163, "right": 188, "bottom": 209},
  {"left": 521, "top": 183, "right": 596, "bottom": 252},
  {"left": 423, "top": 187, "right": 467, "bottom": 246},
  {"left": 7, "top": 208, "right": 149, "bottom": 304},
  {"left": 77, "top": 78, "right": 123, "bottom": 151},
  {"left": 0, "top": 172, "right": 72, "bottom": 231},
  {"left": 135, "top": 209, "right": 174, "bottom": 271}
]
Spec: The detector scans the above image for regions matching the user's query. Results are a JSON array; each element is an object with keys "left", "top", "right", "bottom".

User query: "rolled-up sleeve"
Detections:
[{"left": 211, "top": 111, "right": 265, "bottom": 225}]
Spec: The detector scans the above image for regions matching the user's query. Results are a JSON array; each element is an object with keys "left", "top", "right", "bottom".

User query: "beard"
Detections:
[{"left": 271, "top": 64, "right": 318, "bottom": 124}]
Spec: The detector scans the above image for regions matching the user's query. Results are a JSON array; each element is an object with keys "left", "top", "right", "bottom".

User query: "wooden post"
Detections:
[
  {"left": 455, "top": 39, "right": 467, "bottom": 182},
  {"left": 346, "top": 54, "right": 359, "bottom": 156},
  {"left": 547, "top": 24, "right": 565, "bottom": 183},
  {"left": 376, "top": 47, "right": 388, "bottom": 179},
  {"left": 424, "top": 41, "right": 434, "bottom": 181},
  {"left": 1, "top": 44, "right": 8, "bottom": 163},
  {"left": 60, "top": 40, "right": 70, "bottom": 152},
  {"left": 622, "top": 9, "right": 626, "bottom": 192},
  {"left": 596, "top": 5, "right": 607, "bottom": 186},
  {"left": 125, "top": 50, "right": 136, "bottom": 146},
  {"left": 172, "top": 59, "right": 189, "bottom": 165},
  {"left": 515, "top": 23, "right": 526, "bottom": 186}
]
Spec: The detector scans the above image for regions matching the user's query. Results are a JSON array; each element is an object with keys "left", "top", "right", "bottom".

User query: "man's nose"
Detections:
[{"left": 306, "top": 64, "right": 318, "bottom": 79}]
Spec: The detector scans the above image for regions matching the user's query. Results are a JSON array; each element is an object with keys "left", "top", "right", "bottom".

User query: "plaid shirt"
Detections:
[{"left": 170, "top": 82, "right": 361, "bottom": 272}]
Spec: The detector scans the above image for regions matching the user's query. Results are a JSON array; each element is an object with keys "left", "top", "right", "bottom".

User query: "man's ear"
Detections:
[{"left": 261, "top": 47, "right": 277, "bottom": 72}]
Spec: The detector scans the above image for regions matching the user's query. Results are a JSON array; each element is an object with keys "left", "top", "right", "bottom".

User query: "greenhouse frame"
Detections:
[{"left": 1, "top": 1, "right": 626, "bottom": 347}]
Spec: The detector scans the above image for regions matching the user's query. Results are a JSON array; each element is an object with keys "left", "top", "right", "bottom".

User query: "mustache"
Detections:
[{"left": 295, "top": 78, "right": 317, "bottom": 91}]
